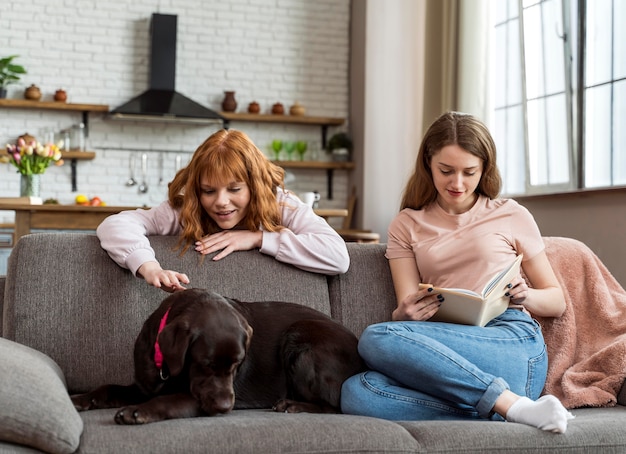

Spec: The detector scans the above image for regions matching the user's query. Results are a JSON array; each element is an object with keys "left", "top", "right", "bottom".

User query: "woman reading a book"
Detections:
[{"left": 341, "top": 112, "right": 574, "bottom": 433}]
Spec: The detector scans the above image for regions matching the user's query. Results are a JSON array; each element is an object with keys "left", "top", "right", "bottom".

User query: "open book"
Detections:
[{"left": 419, "top": 254, "right": 523, "bottom": 327}]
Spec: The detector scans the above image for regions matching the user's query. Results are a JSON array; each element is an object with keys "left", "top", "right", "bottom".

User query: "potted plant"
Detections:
[
  {"left": 325, "top": 132, "right": 353, "bottom": 162},
  {"left": 0, "top": 55, "right": 27, "bottom": 98}
]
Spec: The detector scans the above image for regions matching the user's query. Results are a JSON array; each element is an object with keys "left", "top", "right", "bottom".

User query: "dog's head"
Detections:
[{"left": 154, "top": 289, "right": 253, "bottom": 415}]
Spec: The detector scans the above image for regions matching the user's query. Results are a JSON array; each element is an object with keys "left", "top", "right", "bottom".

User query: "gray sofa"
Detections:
[{"left": 2, "top": 232, "right": 626, "bottom": 453}]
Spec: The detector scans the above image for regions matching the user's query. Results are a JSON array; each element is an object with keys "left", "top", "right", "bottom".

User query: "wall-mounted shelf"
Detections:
[
  {"left": 220, "top": 112, "right": 344, "bottom": 148},
  {"left": 61, "top": 151, "right": 96, "bottom": 160},
  {"left": 272, "top": 160, "right": 355, "bottom": 199},
  {"left": 0, "top": 99, "right": 108, "bottom": 191},
  {"left": 0, "top": 98, "right": 109, "bottom": 112}
]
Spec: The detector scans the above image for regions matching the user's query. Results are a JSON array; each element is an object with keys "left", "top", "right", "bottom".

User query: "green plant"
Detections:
[
  {"left": 0, "top": 55, "right": 27, "bottom": 88},
  {"left": 325, "top": 132, "right": 353, "bottom": 153}
]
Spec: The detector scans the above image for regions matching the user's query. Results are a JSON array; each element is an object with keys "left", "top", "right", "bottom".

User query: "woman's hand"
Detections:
[
  {"left": 392, "top": 287, "right": 443, "bottom": 321},
  {"left": 137, "top": 261, "right": 189, "bottom": 293},
  {"left": 195, "top": 230, "right": 263, "bottom": 261},
  {"left": 506, "top": 275, "right": 530, "bottom": 304}
]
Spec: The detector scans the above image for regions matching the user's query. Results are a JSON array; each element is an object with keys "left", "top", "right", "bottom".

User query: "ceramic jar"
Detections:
[
  {"left": 54, "top": 89, "right": 67, "bottom": 102},
  {"left": 271, "top": 102, "right": 284, "bottom": 115},
  {"left": 18, "top": 133, "right": 36, "bottom": 144},
  {"left": 247, "top": 101, "right": 260, "bottom": 114},
  {"left": 24, "top": 84, "right": 42, "bottom": 101},
  {"left": 289, "top": 102, "right": 305, "bottom": 116},
  {"left": 222, "top": 91, "right": 237, "bottom": 112}
]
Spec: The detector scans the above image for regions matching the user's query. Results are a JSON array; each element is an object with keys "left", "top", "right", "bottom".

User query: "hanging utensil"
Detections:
[
  {"left": 126, "top": 154, "right": 137, "bottom": 186},
  {"left": 138, "top": 153, "right": 149, "bottom": 193},
  {"left": 158, "top": 152, "right": 164, "bottom": 185}
]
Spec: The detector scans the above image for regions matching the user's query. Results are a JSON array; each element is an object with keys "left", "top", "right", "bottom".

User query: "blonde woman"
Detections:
[
  {"left": 341, "top": 112, "right": 574, "bottom": 433},
  {"left": 97, "top": 129, "right": 349, "bottom": 292}
]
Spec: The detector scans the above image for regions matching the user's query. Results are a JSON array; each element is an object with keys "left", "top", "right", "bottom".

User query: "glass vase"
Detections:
[{"left": 20, "top": 174, "right": 41, "bottom": 198}]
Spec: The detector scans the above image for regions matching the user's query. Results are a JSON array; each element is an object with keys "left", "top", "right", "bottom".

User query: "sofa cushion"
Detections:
[
  {"left": 3, "top": 233, "right": 332, "bottom": 393},
  {"left": 0, "top": 337, "right": 83, "bottom": 454},
  {"left": 77, "top": 409, "right": 420, "bottom": 453}
]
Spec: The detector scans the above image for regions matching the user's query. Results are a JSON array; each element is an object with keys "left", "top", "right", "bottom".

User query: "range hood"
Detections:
[{"left": 110, "top": 13, "right": 224, "bottom": 125}]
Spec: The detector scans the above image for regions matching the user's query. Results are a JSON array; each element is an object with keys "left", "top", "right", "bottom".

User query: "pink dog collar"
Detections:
[{"left": 154, "top": 308, "right": 171, "bottom": 379}]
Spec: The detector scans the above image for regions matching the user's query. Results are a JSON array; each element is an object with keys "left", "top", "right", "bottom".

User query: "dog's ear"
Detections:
[
  {"left": 157, "top": 318, "right": 193, "bottom": 377},
  {"left": 225, "top": 297, "right": 253, "bottom": 351},
  {"left": 237, "top": 312, "right": 253, "bottom": 352}
]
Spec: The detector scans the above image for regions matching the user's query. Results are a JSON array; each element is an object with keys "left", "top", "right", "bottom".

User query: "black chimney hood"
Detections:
[{"left": 110, "top": 13, "right": 224, "bottom": 125}]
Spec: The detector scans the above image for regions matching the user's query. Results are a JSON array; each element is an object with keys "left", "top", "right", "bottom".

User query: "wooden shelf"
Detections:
[
  {"left": 0, "top": 99, "right": 107, "bottom": 192},
  {"left": 61, "top": 151, "right": 96, "bottom": 160},
  {"left": 220, "top": 111, "right": 345, "bottom": 151},
  {"left": 272, "top": 160, "right": 354, "bottom": 170},
  {"left": 272, "top": 160, "right": 354, "bottom": 199},
  {"left": 0, "top": 150, "right": 95, "bottom": 160},
  {"left": 220, "top": 112, "right": 344, "bottom": 126},
  {"left": 0, "top": 98, "right": 109, "bottom": 112}
]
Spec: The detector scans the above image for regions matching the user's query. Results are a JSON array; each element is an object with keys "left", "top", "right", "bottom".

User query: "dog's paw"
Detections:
[
  {"left": 273, "top": 398, "right": 338, "bottom": 414},
  {"left": 115, "top": 406, "right": 151, "bottom": 425},
  {"left": 71, "top": 393, "right": 101, "bottom": 411}
]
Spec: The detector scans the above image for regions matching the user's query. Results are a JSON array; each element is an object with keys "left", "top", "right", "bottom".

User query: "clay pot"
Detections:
[
  {"left": 222, "top": 91, "right": 237, "bottom": 112},
  {"left": 289, "top": 102, "right": 305, "bottom": 116},
  {"left": 54, "top": 89, "right": 67, "bottom": 103},
  {"left": 18, "top": 133, "right": 36, "bottom": 145},
  {"left": 24, "top": 84, "right": 42, "bottom": 101},
  {"left": 247, "top": 101, "right": 260, "bottom": 114},
  {"left": 271, "top": 102, "right": 284, "bottom": 115}
]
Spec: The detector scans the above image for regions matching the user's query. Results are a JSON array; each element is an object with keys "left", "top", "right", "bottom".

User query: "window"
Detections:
[{"left": 493, "top": 0, "right": 626, "bottom": 195}]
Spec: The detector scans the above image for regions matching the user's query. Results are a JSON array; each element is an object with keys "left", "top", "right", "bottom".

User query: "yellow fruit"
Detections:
[{"left": 75, "top": 194, "right": 88, "bottom": 204}]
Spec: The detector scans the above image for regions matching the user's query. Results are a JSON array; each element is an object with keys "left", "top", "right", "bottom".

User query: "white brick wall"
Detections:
[{"left": 0, "top": 0, "right": 351, "bottom": 228}]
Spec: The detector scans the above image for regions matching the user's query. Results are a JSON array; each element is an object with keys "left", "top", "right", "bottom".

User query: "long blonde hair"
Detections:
[
  {"left": 401, "top": 111, "right": 502, "bottom": 210},
  {"left": 168, "top": 129, "right": 285, "bottom": 253}
]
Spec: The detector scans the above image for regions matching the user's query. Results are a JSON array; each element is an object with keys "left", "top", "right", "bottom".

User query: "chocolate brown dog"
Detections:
[{"left": 71, "top": 288, "right": 365, "bottom": 424}]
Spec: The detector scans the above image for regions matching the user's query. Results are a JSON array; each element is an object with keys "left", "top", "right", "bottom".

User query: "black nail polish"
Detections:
[{"left": 505, "top": 292, "right": 510, "bottom": 297}]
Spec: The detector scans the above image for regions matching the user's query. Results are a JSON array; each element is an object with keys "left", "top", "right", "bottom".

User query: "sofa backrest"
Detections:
[
  {"left": 2, "top": 233, "right": 342, "bottom": 392},
  {"left": 331, "top": 243, "right": 397, "bottom": 336}
]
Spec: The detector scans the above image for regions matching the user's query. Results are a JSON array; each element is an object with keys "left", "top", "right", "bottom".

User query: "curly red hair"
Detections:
[{"left": 168, "top": 129, "right": 285, "bottom": 253}]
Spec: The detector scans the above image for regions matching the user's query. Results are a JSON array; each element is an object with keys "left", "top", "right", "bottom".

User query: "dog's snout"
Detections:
[{"left": 212, "top": 395, "right": 235, "bottom": 414}]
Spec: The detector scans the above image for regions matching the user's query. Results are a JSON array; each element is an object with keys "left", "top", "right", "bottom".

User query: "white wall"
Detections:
[
  {"left": 358, "top": 0, "right": 426, "bottom": 241},
  {"left": 0, "top": 0, "right": 351, "bottom": 227}
]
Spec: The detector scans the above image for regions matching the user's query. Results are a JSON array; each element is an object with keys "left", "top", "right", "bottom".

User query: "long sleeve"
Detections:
[
  {"left": 260, "top": 190, "right": 350, "bottom": 275},
  {"left": 97, "top": 191, "right": 349, "bottom": 277},
  {"left": 96, "top": 201, "right": 182, "bottom": 276}
]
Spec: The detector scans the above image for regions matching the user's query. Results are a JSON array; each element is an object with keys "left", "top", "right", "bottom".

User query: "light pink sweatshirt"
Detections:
[{"left": 96, "top": 188, "right": 349, "bottom": 276}]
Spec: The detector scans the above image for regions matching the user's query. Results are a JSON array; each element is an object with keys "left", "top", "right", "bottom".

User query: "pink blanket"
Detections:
[{"left": 535, "top": 237, "right": 626, "bottom": 409}]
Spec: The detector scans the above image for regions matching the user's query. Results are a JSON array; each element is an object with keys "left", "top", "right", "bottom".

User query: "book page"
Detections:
[
  {"left": 420, "top": 254, "right": 523, "bottom": 326},
  {"left": 482, "top": 254, "right": 523, "bottom": 299}
]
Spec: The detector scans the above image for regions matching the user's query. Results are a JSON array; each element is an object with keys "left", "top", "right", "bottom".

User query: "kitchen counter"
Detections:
[
  {"left": 0, "top": 204, "right": 348, "bottom": 243},
  {"left": 0, "top": 204, "right": 145, "bottom": 243}
]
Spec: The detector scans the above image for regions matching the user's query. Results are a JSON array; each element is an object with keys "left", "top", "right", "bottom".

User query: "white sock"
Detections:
[{"left": 506, "top": 395, "right": 575, "bottom": 433}]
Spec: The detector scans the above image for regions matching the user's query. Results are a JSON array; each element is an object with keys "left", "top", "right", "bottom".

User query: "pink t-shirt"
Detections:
[{"left": 386, "top": 196, "right": 544, "bottom": 294}]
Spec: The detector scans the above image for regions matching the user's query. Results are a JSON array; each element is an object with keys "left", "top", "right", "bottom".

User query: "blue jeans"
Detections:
[{"left": 341, "top": 309, "right": 547, "bottom": 421}]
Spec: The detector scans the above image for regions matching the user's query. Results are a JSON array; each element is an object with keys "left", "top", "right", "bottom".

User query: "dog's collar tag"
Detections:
[{"left": 154, "top": 307, "right": 171, "bottom": 380}]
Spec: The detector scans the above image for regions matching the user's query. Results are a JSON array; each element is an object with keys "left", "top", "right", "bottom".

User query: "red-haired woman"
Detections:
[{"left": 97, "top": 129, "right": 349, "bottom": 292}]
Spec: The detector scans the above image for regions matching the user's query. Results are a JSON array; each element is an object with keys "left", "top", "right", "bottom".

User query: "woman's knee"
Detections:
[{"left": 340, "top": 373, "right": 368, "bottom": 415}]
